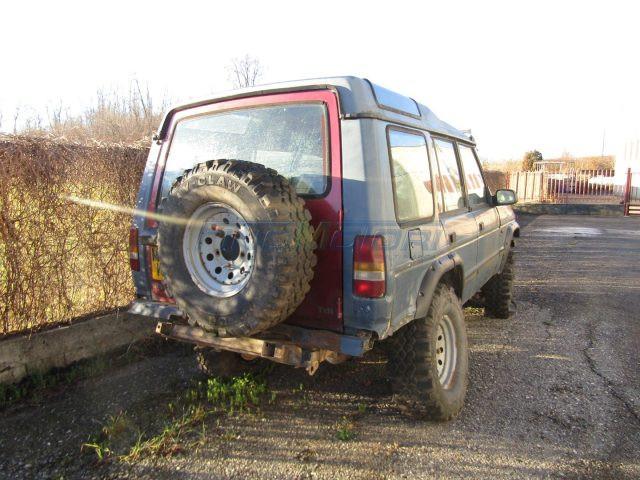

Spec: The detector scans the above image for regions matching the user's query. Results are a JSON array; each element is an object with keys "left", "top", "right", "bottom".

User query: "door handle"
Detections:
[
  {"left": 478, "top": 221, "right": 484, "bottom": 232},
  {"left": 449, "top": 232, "right": 457, "bottom": 244}
]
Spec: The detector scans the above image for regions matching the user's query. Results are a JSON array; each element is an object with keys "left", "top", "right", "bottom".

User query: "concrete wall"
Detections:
[
  {"left": 0, "top": 312, "right": 156, "bottom": 385},
  {"left": 514, "top": 203, "right": 624, "bottom": 216}
]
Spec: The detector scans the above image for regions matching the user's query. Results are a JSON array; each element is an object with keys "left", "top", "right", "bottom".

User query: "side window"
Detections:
[
  {"left": 427, "top": 140, "right": 444, "bottom": 213},
  {"left": 433, "top": 138, "right": 465, "bottom": 212},
  {"left": 388, "top": 128, "right": 434, "bottom": 223},
  {"left": 458, "top": 144, "right": 487, "bottom": 206}
]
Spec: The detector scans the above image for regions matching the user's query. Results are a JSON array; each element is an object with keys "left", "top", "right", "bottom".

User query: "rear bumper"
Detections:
[
  {"left": 129, "top": 299, "right": 183, "bottom": 320},
  {"left": 129, "top": 300, "right": 373, "bottom": 359}
]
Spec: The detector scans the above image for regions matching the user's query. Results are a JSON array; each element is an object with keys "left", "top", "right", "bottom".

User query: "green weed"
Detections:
[
  {"left": 84, "top": 372, "right": 270, "bottom": 463},
  {"left": 204, "top": 374, "right": 267, "bottom": 413},
  {"left": 123, "top": 404, "right": 207, "bottom": 460},
  {"left": 102, "top": 411, "right": 130, "bottom": 438},
  {"left": 220, "top": 428, "right": 239, "bottom": 442},
  {"left": 335, "top": 416, "right": 356, "bottom": 442},
  {"left": 82, "top": 442, "right": 112, "bottom": 462}
]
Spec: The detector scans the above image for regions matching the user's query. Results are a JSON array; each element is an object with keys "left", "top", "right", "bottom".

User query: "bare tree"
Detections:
[
  {"left": 228, "top": 54, "right": 263, "bottom": 88},
  {"left": 47, "top": 101, "right": 65, "bottom": 131},
  {"left": 133, "top": 78, "right": 149, "bottom": 118},
  {"left": 13, "top": 108, "right": 20, "bottom": 134}
]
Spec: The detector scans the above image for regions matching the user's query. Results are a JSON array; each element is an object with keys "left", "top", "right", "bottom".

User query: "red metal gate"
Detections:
[{"left": 623, "top": 168, "right": 640, "bottom": 216}]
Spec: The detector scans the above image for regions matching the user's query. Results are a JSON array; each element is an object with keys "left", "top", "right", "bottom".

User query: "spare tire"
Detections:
[{"left": 157, "top": 159, "right": 316, "bottom": 337}]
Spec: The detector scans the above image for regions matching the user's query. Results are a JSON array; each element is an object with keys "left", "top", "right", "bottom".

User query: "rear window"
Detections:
[
  {"left": 161, "top": 103, "right": 328, "bottom": 197},
  {"left": 388, "top": 128, "right": 434, "bottom": 223}
]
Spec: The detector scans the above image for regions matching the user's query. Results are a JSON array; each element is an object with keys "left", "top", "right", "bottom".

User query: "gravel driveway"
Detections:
[{"left": 1, "top": 214, "right": 638, "bottom": 479}]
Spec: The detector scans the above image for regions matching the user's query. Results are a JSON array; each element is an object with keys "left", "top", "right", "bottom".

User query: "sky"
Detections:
[{"left": 1, "top": 0, "right": 639, "bottom": 162}]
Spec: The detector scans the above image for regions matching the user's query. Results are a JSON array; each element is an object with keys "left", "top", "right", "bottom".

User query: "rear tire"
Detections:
[
  {"left": 196, "top": 349, "right": 266, "bottom": 378},
  {"left": 387, "top": 284, "right": 468, "bottom": 421},
  {"left": 483, "top": 250, "right": 515, "bottom": 319}
]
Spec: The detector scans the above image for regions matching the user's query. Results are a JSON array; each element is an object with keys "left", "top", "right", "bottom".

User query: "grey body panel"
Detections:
[
  {"left": 437, "top": 210, "right": 479, "bottom": 301},
  {"left": 471, "top": 207, "right": 502, "bottom": 287}
]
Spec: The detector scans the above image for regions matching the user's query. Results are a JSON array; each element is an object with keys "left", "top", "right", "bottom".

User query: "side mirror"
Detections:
[{"left": 493, "top": 189, "right": 517, "bottom": 206}]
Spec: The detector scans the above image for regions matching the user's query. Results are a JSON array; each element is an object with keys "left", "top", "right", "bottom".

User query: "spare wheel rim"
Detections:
[{"left": 183, "top": 202, "right": 255, "bottom": 298}]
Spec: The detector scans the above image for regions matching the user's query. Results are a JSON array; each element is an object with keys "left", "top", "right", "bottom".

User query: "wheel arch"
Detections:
[
  {"left": 500, "top": 221, "right": 520, "bottom": 271},
  {"left": 512, "top": 226, "right": 520, "bottom": 247},
  {"left": 414, "top": 253, "right": 464, "bottom": 320}
]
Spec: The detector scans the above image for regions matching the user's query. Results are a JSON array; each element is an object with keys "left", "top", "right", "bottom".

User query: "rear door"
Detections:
[
  {"left": 386, "top": 126, "right": 442, "bottom": 327},
  {"left": 431, "top": 137, "right": 479, "bottom": 300},
  {"left": 457, "top": 143, "right": 502, "bottom": 286},
  {"left": 149, "top": 90, "right": 343, "bottom": 331},
  {"left": 287, "top": 91, "right": 343, "bottom": 331}
]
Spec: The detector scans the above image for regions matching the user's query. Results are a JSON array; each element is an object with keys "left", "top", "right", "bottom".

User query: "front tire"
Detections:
[
  {"left": 387, "top": 284, "right": 469, "bottom": 421},
  {"left": 482, "top": 250, "right": 515, "bottom": 319}
]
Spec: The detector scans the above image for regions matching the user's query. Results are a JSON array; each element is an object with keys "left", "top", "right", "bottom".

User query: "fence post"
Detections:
[{"left": 623, "top": 168, "right": 632, "bottom": 216}]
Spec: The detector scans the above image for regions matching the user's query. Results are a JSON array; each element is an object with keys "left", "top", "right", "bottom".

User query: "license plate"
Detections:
[{"left": 150, "top": 248, "right": 164, "bottom": 281}]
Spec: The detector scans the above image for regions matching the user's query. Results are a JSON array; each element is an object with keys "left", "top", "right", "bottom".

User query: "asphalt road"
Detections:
[{"left": 0, "top": 214, "right": 638, "bottom": 479}]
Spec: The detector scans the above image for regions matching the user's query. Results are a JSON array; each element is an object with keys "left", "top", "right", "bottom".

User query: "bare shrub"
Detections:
[
  {"left": 483, "top": 170, "right": 508, "bottom": 192},
  {"left": 483, "top": 160, "right": 527, "bottom": 174},
  {"left": 19, "top": 83, "right": 166, "bottom": 145},
  {"left": 227, "top": 55, "right": 263, "bottom": 88},
  {"left": 0, "top": 135, "right": 148, "bottom": 334},
  {"left": 545, "top": 155, "right": 615, "bottom": 171}
]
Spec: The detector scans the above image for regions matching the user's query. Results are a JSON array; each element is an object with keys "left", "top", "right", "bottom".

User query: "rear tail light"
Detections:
[
  {"left": 129, "top": 227, "right": 140, "bottom": 271},
  {"left": 353, "top": 235, "right": 386, "bottom": 298}
]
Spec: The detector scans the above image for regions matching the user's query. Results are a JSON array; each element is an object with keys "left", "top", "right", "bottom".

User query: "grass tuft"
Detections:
[
  {"left": 83, "top": 372, "right": 269, "bottom": 463},
  {"left": 335, "top": 416, "right": 357, "bottom": 442}
]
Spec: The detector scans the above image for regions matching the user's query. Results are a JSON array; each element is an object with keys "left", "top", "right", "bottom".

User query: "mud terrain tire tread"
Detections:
[
  {"left": 387, "top": 284, "right": 468, "bottom": 421},
  {"left": 483, "top": 250, "right": 514, "bottom": 319},
  {"left": 158, "top": 159, "right": 316, "bottom": 337}
]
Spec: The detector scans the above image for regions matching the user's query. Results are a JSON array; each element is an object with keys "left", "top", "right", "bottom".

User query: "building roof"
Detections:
[{"left": 157, "top": 76, "right": 471, "bottom": 143}]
